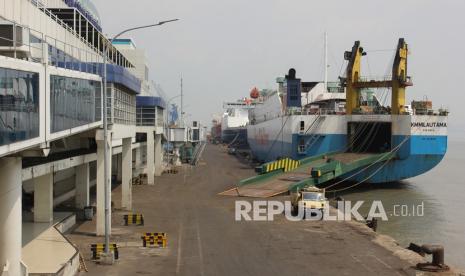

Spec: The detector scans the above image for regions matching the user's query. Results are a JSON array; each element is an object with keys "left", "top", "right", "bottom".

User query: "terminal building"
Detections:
[{"left": 0, "top": 0, "right": 201, "bottom": 275}]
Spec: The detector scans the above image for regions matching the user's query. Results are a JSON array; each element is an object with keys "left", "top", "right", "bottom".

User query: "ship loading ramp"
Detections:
[{"left": 219, "top": 152, "right": 395, "bottom": 198}]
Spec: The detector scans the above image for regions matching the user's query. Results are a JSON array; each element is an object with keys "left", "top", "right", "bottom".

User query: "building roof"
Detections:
[
  {"left": 136, "top": 96, "right": 166, "bottom": 109},
  {"left": 94, "top": 64, "right": 141, "bottom": 94},
  {"left": 112, "top": 38, "right": 137, "bottom": 48}
]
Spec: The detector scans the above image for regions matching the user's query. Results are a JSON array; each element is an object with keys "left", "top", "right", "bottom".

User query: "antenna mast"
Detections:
[
  {"left": 180, "top": 77, "right": 184, "bottom": 127},
  {"left": 324, "top": 32, "right": 328, "bottom": 92}
]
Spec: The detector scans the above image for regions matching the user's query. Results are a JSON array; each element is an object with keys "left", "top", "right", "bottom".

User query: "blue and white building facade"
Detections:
[{"left": 0, "top": 0, "right": 161, "bottom": 275}]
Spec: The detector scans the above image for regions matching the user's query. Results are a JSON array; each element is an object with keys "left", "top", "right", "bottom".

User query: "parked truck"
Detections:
[{"left": 291, "top": 187, "right": 328, "bottom": 216}]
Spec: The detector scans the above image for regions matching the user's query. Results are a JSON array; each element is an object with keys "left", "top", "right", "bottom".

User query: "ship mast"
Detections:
[
  {"left": 180, "top": 76, "right": 184, "bottom": 127},
  {"left": 324, "top": 31, "right": 328, "bottom": 93}
]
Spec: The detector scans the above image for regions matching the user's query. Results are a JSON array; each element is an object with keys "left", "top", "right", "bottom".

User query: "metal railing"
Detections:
[
  {"left": 191, "top": 141, "right": 206, "bottom": 165},
  {"left": 26, "top": 0, "right": 100, "bottom": 53},
  {"left": 286, "top": 107, "right": 343, "bottom": 116},
  {"left": 357, "top": 75, "right": 392, "bottom": 82},
  {"left": 0, "top": 15, "right": 103, "bottom": 71},
  {"left": 60, "top": 0, "right": 102, "bottom": 31},
  {"left": 7, "top": 0, "right": 133, "bottom": 68}
]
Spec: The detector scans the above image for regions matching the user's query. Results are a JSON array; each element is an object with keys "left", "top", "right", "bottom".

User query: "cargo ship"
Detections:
[
  {"left": 210, "top": 118, "right": 222, "bottom": 143},
  {"left": 221, "top": 97, "right": 259, "bottom": 148},
  {"left": 247, "top": 39, "right": 448, "bottom": 183}
]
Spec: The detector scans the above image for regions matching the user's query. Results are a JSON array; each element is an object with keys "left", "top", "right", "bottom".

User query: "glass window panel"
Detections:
[
  {"left": 0, "top": 68, "right": 6, "bottom": 96},
  {"left": 50, "top": 75, "right": 102, "bottom": 133},
  {"left": 0, "top": 67, "right": 39, "bottom": 146}
]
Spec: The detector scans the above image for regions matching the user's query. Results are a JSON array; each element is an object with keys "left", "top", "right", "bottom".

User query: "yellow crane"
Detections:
[{"left": 343, "top": 38, "right": 412, "bottom": 115}]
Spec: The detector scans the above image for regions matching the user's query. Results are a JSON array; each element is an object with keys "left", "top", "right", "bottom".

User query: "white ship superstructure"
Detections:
[
  {"left": 221, "top": 100, "right": 254, "bottom": 146},
  {"left": 247, "top": 39, "right": 448, "bottom": 184}
]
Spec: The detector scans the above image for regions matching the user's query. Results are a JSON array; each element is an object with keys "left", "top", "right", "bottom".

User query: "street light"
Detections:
[
  {"left": 110, "top": 19, "right": 179, "bottom": 42},
  {"left": 101, "top": 18, "right": 179, "bottom": 257}
]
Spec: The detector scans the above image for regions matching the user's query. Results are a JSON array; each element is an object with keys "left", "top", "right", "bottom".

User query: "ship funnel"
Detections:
[{"left": 286, "top": 68, "right": 297, "bottom": 80}]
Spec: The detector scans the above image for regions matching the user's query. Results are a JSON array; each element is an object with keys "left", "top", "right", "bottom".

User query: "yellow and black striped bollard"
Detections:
[
  {"left": 141, "top": 233, "right": 167, "bottom": 248},
  {"left": 124, "top": 214, "right": 144, "bottom": 226},
  {"left": 90, "top": 243, "right": 119, "bottom": 260}
]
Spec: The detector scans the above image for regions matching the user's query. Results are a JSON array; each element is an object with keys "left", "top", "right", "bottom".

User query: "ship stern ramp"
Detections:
[{"left": 220, "top": 152, "right": 395, "bottom": 198}]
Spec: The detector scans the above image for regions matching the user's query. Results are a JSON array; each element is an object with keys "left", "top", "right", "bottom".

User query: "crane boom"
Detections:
[{"left": 343, "top": 38, "right": 412, "bottom": 115}]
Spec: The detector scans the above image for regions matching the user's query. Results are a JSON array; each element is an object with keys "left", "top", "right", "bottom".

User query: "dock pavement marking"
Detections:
[
  {"left": 176, "top": 221, "right": 183, "bottom": 275},
  {"left": 196, "top": 213, "right": 205, "bottom": 276},
  {"left": 350, "top": 254, "right": 374, "bottom": 273}
]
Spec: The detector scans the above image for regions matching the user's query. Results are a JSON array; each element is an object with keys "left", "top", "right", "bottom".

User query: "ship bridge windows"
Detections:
[
  {"left": 348, "top": 122, "right": 391, "bottom": 153},
  {"left": 0, "top": 68, "right": 40, "bottom": 146}
]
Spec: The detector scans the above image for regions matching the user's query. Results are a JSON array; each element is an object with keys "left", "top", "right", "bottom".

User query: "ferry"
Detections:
[
  {"left": 221, "top": 99, "right": 255, "bottom": 148},
  {"left": 247, "top": 39, "right": 448, "bottom": 183}
]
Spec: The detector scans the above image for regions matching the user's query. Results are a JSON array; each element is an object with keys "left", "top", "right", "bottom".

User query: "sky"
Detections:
[{"left": 93, "top": 0, "right": 465, "bottom": 141}]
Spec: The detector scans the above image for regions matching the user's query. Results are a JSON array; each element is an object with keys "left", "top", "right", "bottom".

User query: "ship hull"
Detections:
[
  {"left": 247, "top": 114, "right": 447, "bottom": 183},
  {"left": 222, "top": 127, "right": 248, "bottom": 148}
]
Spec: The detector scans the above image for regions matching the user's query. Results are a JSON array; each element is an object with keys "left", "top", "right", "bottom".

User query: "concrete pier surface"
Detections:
[{"left": 68, "top": 145, "right": 452, "bottom": 275}]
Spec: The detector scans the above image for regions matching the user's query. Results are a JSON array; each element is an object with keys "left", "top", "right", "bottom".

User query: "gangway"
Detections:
[
  {"left": 191, "top": 141, "right": 206, "bottom": 165},
  {"left": 220, "top": 151, "right": 395, "bottom": 198}
]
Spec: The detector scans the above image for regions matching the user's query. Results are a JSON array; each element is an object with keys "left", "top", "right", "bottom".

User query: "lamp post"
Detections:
[{"left": 101, "top": 19, "right": 179, "bottom": 256}]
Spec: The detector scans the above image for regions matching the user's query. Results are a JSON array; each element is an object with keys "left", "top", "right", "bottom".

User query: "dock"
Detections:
[
  {"left": 68, "top": 145, "right": 425, "bottom": 275},
  {"left": 0, "top": 0, "right": 459, "bottom": 274}
]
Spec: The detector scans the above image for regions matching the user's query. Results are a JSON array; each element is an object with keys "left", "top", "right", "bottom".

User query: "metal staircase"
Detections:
[
  {"left": 297, "top": 114, "right": 326, "bottom": 154},
  {"left": 190, "top": 142, "right": 206, "bottom": 165}
]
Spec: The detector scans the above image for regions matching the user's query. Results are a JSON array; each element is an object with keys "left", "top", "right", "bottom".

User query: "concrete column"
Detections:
[
  {"left": 96, "top": 137, "right": 112, "bottom": 236},
  {"left": 121, "top": 138, "right": 132, "bottom": 210},
  {"left": 0, "top": 158, "right": 22, "bottom": 276},
  {"left": 133, "top": 147, "right": 141, "bottom": 170},
  {"left": 117, "top": 154, "right": 123, "bottom": 183},
  {"left": 75, "top": 163, "right": 90, "bottom": 209},
  {"left": 146, "top": 131, "right": 155, "bottom": 185},
  {"left": 154, "top": 134, "right": 163, "bottom": 176},
  {"left": 34, "top": 173, "right": 54, "bottom": 223}
]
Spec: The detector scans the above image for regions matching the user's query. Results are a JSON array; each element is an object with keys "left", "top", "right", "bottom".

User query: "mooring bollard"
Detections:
[
  {"left": 365, "top": 217, "right": 378, "bottom": 232},
  {"left": 408, "top": 243, "right": 450, "bottom": 272}
]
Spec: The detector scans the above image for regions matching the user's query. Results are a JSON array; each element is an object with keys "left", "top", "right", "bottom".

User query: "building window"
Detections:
[
  {"left": 300, "top": 121, "right": 305, "bottom": 132},
  {"left": 109, "top": 84, "right": 136, "bottom": 125},
  {"left": 136, "top": 106, "right": 156, "bottom": 126},
  {"left": 0, "top": 68, "right": 40, "bottom": 146},
  {"left": 50, "top": 75, "right": 102, "bottom": 133}
]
